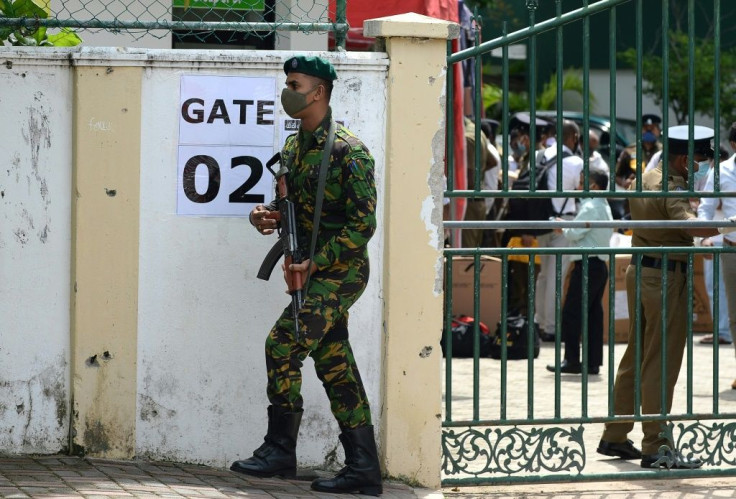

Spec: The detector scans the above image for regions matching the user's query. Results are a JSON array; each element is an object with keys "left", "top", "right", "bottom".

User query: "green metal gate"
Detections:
[{"left": 442, "top": 0, "right": 736, "bottom": 485}]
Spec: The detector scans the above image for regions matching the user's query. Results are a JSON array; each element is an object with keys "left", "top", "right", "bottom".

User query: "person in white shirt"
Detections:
[
  {"left": 535, "top": 120, "right": 584, "bottom": 340},
  {"left": 546, "top": 165, "right": 613, "bottom": 374},
  {"left": 587, "top": 129, "right": 608, "bottom": 172},
  {"left": 698, "top": 124, "right": 736, "bottom": 389}
]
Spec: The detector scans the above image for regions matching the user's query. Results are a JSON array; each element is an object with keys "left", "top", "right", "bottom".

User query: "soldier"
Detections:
[
  {"left": 231, "top": 55, "right": 382, "bottom": 496},
  {"left": 598, "top": 125, "right": 736, "bottom": 469}
]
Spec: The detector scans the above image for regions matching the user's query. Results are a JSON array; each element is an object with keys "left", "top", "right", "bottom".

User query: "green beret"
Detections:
[{"left": 283, "top": 55, "right": 337, "bottom": 81}]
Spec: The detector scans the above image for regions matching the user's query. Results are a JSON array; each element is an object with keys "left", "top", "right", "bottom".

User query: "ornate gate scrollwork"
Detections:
[{"left": 442, "top": 426, "right": 585, "bottom": 476}]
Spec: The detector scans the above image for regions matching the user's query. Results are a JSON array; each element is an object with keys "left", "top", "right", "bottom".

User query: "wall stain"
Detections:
[
  {"left": 419, "top": 346, "right": 433, "bottom": 358},
  {"left": 17, "top": 98, "right": 53, "bottom": 244},
  {"left": 345, "top": 77, "right": 362, "bottom": 92},
  {"left": 139, "top": 394, "right": 176, "bottom": 422},
  {"left": 0, "top": 357, "right": 68, "bottom": 451},
  {"left": 13, "top": 228, "right": 29, "bottom": 245},
  {"left": 39, "top": 224, "right": 49, "bottom": 244},
  {"left": 83, "top": 420, "right": 111, "bottom": 454}
]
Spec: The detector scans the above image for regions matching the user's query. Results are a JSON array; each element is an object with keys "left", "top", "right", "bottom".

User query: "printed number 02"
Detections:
[{"left": 182, "top": 155, "right": 265, "bottom": 204}]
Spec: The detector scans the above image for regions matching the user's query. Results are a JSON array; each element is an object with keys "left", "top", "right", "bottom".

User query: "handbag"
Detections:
[
  {"left": 490, "top": 315, "right": 540, "bottom": 360},
  {"left": 441, "top": 315, "right": 492, "bottom": 358}
]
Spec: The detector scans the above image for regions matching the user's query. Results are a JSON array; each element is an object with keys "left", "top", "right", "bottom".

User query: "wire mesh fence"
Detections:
[{"left": 0, "top": 0, "right": 347, "bottom": 48}]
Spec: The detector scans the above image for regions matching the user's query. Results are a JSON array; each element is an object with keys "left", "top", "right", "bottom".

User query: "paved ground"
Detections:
[
  {"left": 3, "top": 453, "right": 736, "bottom": 499},
  {"left": 0, "top": 456, "right": 441, "bottom": 498},
  {"left": 2, "top": 336, "right": 735, "bottom": 498},
  {"left": 439, "top": 333, "right": 736, "bottom": 497}
]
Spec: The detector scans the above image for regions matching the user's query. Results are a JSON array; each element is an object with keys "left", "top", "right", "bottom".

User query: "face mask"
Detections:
[
  {"left": 515, "top": 142, "right": 527, "bottom": 155},
  {"left": 641, "top": 131, "right": 657, "bottom": 143},
  {"left": 693, "top": 161, "right": 710, "bottom": 183},
  {"left": 280, "top": 85, "right": 318, "bottom": 118}
]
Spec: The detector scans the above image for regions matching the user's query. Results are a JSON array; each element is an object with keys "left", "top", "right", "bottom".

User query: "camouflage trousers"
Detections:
[{"left": 265, "top": 270, "right": 372, "bottom": 430}]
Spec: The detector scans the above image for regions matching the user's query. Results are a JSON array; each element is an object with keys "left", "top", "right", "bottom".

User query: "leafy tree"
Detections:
[
  {"left": 482, "top": 69, "right": 595, "bottom": 119},
  {"left": 1, "top": 0, "right": 82, "bottom": 46},
  {"left": 618, "top": 30, "right": 736, "bottom": 129},
  {"left": 467, "top": 0, "right": 523, "bottom": 30}
]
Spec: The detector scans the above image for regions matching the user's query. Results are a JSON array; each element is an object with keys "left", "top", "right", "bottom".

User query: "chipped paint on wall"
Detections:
[{"left": 0, "top": 357, "right": 69, "bottom": 452}]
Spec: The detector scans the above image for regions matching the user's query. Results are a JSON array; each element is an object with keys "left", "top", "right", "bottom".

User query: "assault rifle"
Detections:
[{"left": 257, "top": 153, "right": 305, "bottom": 332}]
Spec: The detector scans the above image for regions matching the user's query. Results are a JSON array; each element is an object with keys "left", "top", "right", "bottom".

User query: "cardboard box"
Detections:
[
  {"left": 602, "top": 254, "right": 713, "bottom": 343},
  {"left": 444, "top": 253, "right": 713, "bottom": 343},
  {"left": 601, "top": 254, "right": 632, "bottom": 343},
  {"left": 446, "top": 256, "right": 502, "bottom": 331}
]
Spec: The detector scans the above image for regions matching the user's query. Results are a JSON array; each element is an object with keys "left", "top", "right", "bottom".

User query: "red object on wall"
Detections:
[
  {"left": 328, "top": 0, "right": 459, "bottom": 50},
  {"left": 327, "top": 0, "right": 466, "bottom": 245}
]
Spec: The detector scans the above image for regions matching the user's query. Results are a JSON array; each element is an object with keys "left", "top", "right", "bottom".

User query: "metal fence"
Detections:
[
  {"left": 443, "top": 0, "right": 736, "bottom": 486},
  {"left": 0, "top": 0, "right": 347, "bottom": 47}
]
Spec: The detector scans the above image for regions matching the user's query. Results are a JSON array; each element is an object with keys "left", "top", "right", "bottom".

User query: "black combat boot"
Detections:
[
  {"left": 311, "top": 425, "right": 383, "bottom": 496},
  {"left": 230, "top": 405, "right": 302, "bottom": 478}
]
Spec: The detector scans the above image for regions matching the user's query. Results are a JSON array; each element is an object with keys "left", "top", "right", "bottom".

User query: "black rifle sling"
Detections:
[{"left": 304, "top": 118, "right": 336, "bottom": 296}]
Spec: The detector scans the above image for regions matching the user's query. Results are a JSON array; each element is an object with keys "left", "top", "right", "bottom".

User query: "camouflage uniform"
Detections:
[{"left": 264, "top": 108, "right": 376, "bottom": 430}]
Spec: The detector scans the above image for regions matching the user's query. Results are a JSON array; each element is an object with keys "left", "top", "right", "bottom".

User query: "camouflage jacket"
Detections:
[{"left": 267, "top": 109, "right": 377, "bottom": 273}]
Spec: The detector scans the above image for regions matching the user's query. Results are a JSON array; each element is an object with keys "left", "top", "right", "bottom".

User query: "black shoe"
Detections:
[
  {"left": 547, "top": 360, "right": 580, "bottom": 373},
  {"left": 597, "top": 439, "right": 642, "bottom": 460},
  {"left": 641, "top": 453, "right": 703, "bottom": 469},
  {"left": 230, "top": 406, "right": 302, "bottom": 478},
  {"left": 539, "top": 331, "right": 556, "bottom": 342},
  {"left": 311, "top": 425, "right": 383, "bottom": 496},
  {"left": 547, "top": 360, "right": 599, "bottom": 375}
]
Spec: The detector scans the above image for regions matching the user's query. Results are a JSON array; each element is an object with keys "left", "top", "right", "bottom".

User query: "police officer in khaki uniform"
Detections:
[
  {"left": 624, "top": 114, "right": 663, "bottom": 168},
  {"left": 462, "top": 116, "right": 497, "bottom": 247},
  {"left": 597, "top": 125, "right": 736, "bottom": 469}
]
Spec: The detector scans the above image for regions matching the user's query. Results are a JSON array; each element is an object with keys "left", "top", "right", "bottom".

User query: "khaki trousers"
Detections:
[
  {"left": 601, "top": 264, "right": 688, "bottom": 455},
  {"left": 462, "top": 200, "right": 489, "bottom": 248}
]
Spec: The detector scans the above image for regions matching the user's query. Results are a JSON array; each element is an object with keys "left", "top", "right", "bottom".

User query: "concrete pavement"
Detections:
[
  {"left": 3, "top": 454, "right": 736, "bottom": 498},
  {"left": 1, "top": 337, "right": 735, "bottom": 498},
  {"left": 0, "top": 455, "right": 441, "bottom": 498}
]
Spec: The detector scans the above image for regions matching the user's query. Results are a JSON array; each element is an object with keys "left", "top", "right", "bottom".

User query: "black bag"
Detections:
[
  {"left": 441, "top": 315, "right": 492, "bottom": 358},
  {"left": 507, "top": 151, "right": 572, "bottom": 235},
  {"left": 490, "top": 315, "right": 540, "bottom": 360}
]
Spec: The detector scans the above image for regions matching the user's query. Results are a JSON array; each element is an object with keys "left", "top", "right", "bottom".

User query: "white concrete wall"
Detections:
[
  {"left": 0, "top": 48, "right": 387, "bottom": 467},
  {"left": 134, "top": 50, "right": 388, "bottom": 468},
  {"left": 0, "top": 51, "right": 73, "bottom": 453}
]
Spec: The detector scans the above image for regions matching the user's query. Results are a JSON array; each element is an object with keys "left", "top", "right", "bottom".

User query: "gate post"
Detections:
[{"left": 364, "top": 13, "right": 459, "bottom": 488}]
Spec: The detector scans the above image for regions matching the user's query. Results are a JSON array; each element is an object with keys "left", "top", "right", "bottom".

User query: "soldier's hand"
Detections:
[
  {"left": 289, "top": 259, "right": 315, "bottom": 282},
  {"left": 250, "top": 204, "right": 276, "bottom": 235}
]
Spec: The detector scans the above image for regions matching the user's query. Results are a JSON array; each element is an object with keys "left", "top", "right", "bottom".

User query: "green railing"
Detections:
[
  {"left": 443, "top": 0, "right": 736, "bottom": 485},
  {"left": 0, "top": 0, "right": 348, "bottom": 48}
]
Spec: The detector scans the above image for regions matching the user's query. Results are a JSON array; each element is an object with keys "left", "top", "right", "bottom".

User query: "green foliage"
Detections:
[
  {"left": 0, "top": 0, "right": 82, "bottom": 46},
  {"left": 465, "top": 0, "right": 523, "bottom": 30},
  {"left": 537, "top": 70, "right": 596, "bottom": 111},
  {"left": 618, "top": 30, "right": 736, "bottom": 129},
  {"left": 482, "top": 69, "right": 595, "bottom": 119}
]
